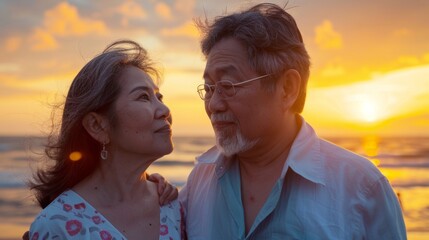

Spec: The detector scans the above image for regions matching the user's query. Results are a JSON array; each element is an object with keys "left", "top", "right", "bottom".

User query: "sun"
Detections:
[
  {"left": 347, "top": 93, "right": 396, "bottom": 124},
  {"left": 357, "top": 99, "right": 380, "bottom": 123}
]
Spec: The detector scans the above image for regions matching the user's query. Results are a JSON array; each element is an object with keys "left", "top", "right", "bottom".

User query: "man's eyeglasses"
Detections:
[{"left": 197, "top": 74, "right": 271, "bottom": 101}]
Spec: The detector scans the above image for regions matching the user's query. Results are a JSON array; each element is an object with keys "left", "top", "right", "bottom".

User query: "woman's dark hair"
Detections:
[{"left": 30, "top": 40, "right": 159, "bottom": 208}]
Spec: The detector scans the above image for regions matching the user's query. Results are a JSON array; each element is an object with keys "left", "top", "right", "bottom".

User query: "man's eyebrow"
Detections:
[{"left": 203, "top": 65, "right": 238, "bottom": 80}]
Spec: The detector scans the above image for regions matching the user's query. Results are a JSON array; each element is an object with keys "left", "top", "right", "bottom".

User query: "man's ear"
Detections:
[
  {"left": 82, "top": 112, "right": 110, "bottom": 143},
  {"left": 279, "top": 69, "right": 301, "bottom": 111}
]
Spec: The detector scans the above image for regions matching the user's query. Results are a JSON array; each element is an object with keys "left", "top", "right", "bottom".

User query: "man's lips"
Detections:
[{"left": 211, "top": 121, "right": 234, "bottom": 129}]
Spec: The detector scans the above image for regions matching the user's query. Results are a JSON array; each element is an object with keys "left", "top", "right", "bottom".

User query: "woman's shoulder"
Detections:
[
  {"left": 159, "top": 199, "right": 184, "bottom": 239},
  {"left": 160, "top": 198, "right": 181, "bottom": 209},
  {"left": 29, "top": 190, "right": 87, "bottom": 238},
  {"left": 30, "top": 189, "right": 125, "bottom": 239},
  {"left": 32, "top": 190, "right": 79, "bottom": 217}
]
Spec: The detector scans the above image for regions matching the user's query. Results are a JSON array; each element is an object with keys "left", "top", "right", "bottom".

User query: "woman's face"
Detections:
[{"left": 107, "top": 66, "right": 173, "bottom": 161}]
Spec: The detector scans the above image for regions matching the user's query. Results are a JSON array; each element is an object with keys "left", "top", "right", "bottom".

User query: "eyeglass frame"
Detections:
[{"left": 197, "top": 74, "right": 272, "bottom": 101}]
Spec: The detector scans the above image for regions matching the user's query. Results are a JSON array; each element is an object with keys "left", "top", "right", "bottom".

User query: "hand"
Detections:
[{"left": 147, "top": 173, "right": 178, "bottom": 205}]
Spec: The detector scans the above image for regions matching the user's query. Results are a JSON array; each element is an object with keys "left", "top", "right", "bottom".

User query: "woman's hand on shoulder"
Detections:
[{"left": 147, "top": 173, "right": 178, "bottom": 205}]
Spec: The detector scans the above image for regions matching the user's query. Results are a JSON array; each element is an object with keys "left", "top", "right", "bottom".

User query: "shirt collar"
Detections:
[
  {"left": 196, "top": 116, "right": 326, "bottom": 186},
  {"left": 195, "top": 145, "right": 232, "bottom": 177},
  {"left": 282, "top": 116, "right": 326, "bottom": 186}
]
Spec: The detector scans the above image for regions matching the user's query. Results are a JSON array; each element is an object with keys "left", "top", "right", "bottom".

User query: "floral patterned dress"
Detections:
[{"left": 29, "top": 190, "right": 185, "bottom": 240}]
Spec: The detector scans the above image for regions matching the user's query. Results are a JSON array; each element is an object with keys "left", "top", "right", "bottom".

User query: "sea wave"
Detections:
[
  {"left": 373, "top": 153, "right": 429, "bottom": 159},
  {"left": 379, "top": 162, "right": 429, "bottom": 168},
  {"left": 0, "top": 172, "right": 28, "bottom": 188},
  {"left": 393, "top": 182, "right": 429, "bottom": 188}
]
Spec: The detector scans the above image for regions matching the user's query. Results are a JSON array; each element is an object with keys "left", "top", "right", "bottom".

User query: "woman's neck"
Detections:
[{"left": 73, "top": 155, "right": 155, "bottom": 205}]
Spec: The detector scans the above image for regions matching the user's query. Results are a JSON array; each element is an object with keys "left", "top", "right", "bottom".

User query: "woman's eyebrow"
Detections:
[{"left": 129, "top": 86, "right": 151, "bottom": 94}]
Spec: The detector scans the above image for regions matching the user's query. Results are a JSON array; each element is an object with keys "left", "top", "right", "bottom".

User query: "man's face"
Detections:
[{"left": 203, "top": 37, "right": 283, "bottom": 156}]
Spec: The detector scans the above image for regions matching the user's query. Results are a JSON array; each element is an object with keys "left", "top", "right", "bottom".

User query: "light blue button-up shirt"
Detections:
[{"left": 180, "top": 118, "right": 406, "bottom": 239}]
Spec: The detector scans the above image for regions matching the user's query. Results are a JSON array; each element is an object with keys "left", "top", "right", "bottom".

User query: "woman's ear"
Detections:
[
  {"left": 279, "top": 69, "right": 301, "bottom": 111},
  {"left": 82, "top": 112, "right": 110, "bottom": 143}
]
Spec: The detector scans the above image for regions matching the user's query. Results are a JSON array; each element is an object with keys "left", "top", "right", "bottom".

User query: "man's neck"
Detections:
[
  {"left": 237, "top": 114, "right": 300, "bottom": 176},
  {"left": 237, "top": 114, "right": 301, "bottom": 234}
]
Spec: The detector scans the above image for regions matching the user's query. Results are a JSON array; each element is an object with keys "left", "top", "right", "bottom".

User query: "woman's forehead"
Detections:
[{"left": 119, "top": 66, "right": 158, "bottom": 92}]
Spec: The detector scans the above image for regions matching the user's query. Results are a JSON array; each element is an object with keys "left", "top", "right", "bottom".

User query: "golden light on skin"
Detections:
[{"left": 69, "top": 151, "right": 82, "bottom": 161}]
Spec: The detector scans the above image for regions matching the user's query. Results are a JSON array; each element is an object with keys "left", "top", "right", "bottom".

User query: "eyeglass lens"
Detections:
[{"left": 198, "top": 81, "right": 236, "bottom": 100}]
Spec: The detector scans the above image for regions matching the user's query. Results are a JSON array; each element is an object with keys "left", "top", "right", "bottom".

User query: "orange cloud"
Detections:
[
  {"left": 174, "top": 0, "right": 196, "bottom": 16},
  {"left": 315, "top": 20, "right": 343, "bottom": 50},
  {"left": 30, "top": 28, "right": 58, "bottom": 51},
  {"left": 44, "top": 2, "right": 107, "bottom": 36},
  {"left": 321, "top": 63, "right": 346, "bottom": 78},
  {"left": 156, "top": 2, "right": 173, "bottom": 21},
  {"left": 117, "top": 1, "right": 147, "bottom": 27},
  {"left": 424, "top": 53, "right": 429, "bottom": 62},
  {"left": 29, "top": 2, "right": 107, "bottom": 51},
  {"left": 393, "top": 28, "right": 411, "bottom": 37},
  {"left": 397, "top": 55, "right": 420, "bottom": 66},
  {"left": 0, "top": 64, "right": 20, "bottom": 73},
  {"left": 161, "top": 21, "right": 200, "bottom": 38},
  {"left": 4, "top": 37, "right": 22, "bottom": 52}
]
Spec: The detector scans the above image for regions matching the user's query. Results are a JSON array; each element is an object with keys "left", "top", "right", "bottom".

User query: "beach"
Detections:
[{"left": 0, "top": 135, "right": 428, "bottom": 239}]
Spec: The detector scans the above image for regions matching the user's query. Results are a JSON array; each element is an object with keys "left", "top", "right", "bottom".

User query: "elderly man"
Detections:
[{"left": 180, "top": 3, "right": 406, "bottom": 240}]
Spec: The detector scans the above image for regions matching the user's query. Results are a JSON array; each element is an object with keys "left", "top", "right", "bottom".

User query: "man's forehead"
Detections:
[{"left": 203, "top": 65, "right": 238, "bottom": 78}]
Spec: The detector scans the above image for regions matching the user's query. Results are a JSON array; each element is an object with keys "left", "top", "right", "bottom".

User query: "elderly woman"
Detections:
[{"left": 29, "top": 40, "right": 184, "bottom": 239}]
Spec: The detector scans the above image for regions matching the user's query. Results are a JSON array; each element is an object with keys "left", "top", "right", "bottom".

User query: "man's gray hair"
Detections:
[{"left": 196, "top": 3, "right": 310, "bottom": 113}]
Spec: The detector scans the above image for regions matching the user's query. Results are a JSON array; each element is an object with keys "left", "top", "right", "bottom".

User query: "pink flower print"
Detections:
[
  {"left": 100, "top": 230, "right": 112, "bottom": 240},
  {"left": 92, "top": 215, "right": 101, "bottom": 224},
  {"left": 160, "top": 224, "right": 169, "bottom": 236},
  {"left": 74, "top": 202, "right": 86, "bottom": 210},
  {"left": 31, "top": 232, "right": 39, "bottom": 240},
  {"left": 65, "top": 219, "right": 82, "bottom": 236},
  {"left": 63, "top": 204, "right": 72, "bottom": 212}
]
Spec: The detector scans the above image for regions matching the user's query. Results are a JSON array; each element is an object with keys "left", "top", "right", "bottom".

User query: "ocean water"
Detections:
[{"left": 0, "top": 135, "right": 428, "bottom": 239}]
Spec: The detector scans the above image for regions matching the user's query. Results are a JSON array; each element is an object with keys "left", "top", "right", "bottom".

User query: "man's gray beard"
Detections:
[{"left": 215, "top": 128, "right": 258, "bottom": 157}]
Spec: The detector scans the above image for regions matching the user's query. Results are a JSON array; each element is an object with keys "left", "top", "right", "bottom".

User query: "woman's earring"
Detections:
[{"left": 100, "top": 142, "right": 108, "bottom": 160}]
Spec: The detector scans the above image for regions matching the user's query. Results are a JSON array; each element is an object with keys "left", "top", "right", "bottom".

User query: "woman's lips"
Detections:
[{"left": 155, "top": 125, "right": 172, "bottom": 133}]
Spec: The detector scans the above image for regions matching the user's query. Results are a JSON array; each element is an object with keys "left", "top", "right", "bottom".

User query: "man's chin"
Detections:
[
  {"left": 216, "top": 134, "right": 245, "bottom": 157},
  {"left": 216, "top": 144, "right": 237, "bottom": 157},
  {"left": 215, "top": 135, "right": 236, "bottom": 156},
  {"left": 215, "top": 131, "right": 259, "bottom": 157}
]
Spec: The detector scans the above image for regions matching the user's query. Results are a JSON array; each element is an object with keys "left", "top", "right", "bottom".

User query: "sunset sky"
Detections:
[{"left": 0, "top": 0, "right": 428, "bottom": 137}]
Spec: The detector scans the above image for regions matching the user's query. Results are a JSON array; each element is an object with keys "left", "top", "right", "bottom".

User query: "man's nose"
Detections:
[{"left": 207, "top": 87, "right": 227, "bottom": 113}]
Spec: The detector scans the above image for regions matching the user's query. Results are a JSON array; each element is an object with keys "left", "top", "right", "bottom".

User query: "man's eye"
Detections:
[
  {"left": 219, "top": 82, "right": 233, "bottom": 90},
  {"left": 204, "top": 85, "right": 214, "bottom": 92}
]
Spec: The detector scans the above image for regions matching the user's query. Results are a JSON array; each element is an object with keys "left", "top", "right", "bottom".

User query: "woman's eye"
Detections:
[
  {"left": 138, "top": 94, "right": 150, "bottom": 101},
  {"left": 157, "top": 95, "right": 164, "bottom": 102}
]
